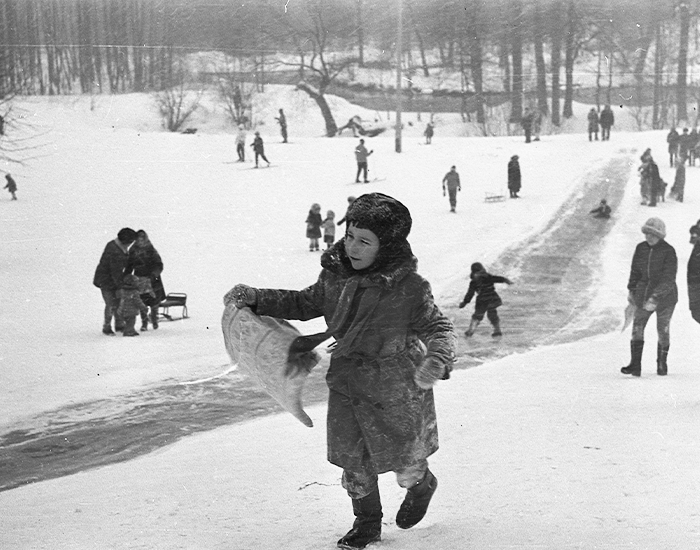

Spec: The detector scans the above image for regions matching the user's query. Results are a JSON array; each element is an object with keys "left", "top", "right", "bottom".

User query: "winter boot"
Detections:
[
  {"left": 150, "top": 309, "right": 159, "bottom": 330},
  {"left": 102, "top": 325, "right": 115, "bottom": 336},
  {"left": 140, "top": 312, "right": 148, "bottom": 331},
  {"left": 337, "top": 490, "right": 382, "bottom": 549},
  {"left": 464, "top": 319, "right": 480, "bottom": 337},
  {"left": 396, "top": 469, "right": 438, "bottom": 530},
  {"left": 621, "top": 340, "right": 644, "bottom": 376},
  {"left": 657, "top": 344, "right": 669, "bottom": 376},
  {"left": 491, "top": 321, "right": 502, "bottom": 337}
]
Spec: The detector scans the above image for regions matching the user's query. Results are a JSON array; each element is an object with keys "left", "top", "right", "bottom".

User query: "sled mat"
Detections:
[{"left": 222, "top": 305, "right": 320, "bottom": 427}]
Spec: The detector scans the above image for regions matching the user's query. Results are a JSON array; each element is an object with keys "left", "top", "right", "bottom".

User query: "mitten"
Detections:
[
  {"left": 643, "top": 297, "right": 657, "bottom": 312},
  {"left": 414, "top": 356, "right": 445, "bottom": 390},
  {"left": 458, "top": 300, "right": 467, "bottom": 309},
  {"left": 224, "top": 284, "right": 258, "bottom": 308}
]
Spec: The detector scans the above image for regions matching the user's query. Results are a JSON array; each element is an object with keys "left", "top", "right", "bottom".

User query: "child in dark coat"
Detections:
[
  {"left": 306, "top": 203, "right": 323, "bottom": 251},
  {"left": 4, "top": 174, "right": 17, "bottom": 200},
  {"left": 459, "top": 262, "right": 513, "bottom": 337},
  {"left": 590, "top": 199, "right": 612, "bottom": 219}
]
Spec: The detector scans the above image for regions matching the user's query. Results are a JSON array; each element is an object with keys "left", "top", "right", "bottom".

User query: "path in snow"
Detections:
[{"left": 0, "top": 155, "right": 633, "bottom": 492}]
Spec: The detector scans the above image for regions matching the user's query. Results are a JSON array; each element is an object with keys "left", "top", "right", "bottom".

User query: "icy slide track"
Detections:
[{"left": 0, "top": 157, "right": 631, "bottom": 492}]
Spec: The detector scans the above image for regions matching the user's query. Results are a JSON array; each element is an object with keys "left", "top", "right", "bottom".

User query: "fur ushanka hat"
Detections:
[
  {"left": 641, "top": 217, "right": 666, "bottom": 239},
  {"left": 344, "top": 193, "right": 412, "bottom": 246}
]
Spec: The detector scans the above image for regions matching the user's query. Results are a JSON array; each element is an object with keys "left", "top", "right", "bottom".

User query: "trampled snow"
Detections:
[{"left": 1, "top": 87, "right": 700, "bottom": 548}]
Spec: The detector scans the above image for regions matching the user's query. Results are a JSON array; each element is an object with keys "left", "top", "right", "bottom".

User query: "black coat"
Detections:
[
  {"left": 128, "top": 243, "right": 166, "bottom": 302},
  {"left": 627, "top": 239, "right": 678, "bottom": 309},
  {"left": 687, "top": 242, "right": 700, "bottom": 310},
  {"left": 508, "top": 159, "right": 521, "bottom": 191},
  {"left": 599, "top": 108, "right": 614, "bottom": 128},
  {"left": 93, "top": 239, "right": 130, "bottom": 291},
  {"left": 462, "top": 273, "right": 509, "bottom": 310}
]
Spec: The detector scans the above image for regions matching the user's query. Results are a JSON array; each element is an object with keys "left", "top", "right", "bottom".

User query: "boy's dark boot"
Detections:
[
  {"left": 140, "top": 311, "right": 148, "bottom": 331},
  {"left": 491, "top": 321, "right": 502, "bottom": 337},
  {"left": 464, "top": 319, "right": 480, "bottom": 337},
  {"left": 621, "top": 340, "right": 644, "bottom": 376},
  {"left": 396, "top": 469, "right": 438, "bottom": 530},
  {"left": 337, "top": 489, "right": 382, "bottom": 549},
  {"left": 657, "top": 344, "right": 669, "bottom": 376},
  {"left": 150, "top": 308, "right": 159, "bottom": 330}
]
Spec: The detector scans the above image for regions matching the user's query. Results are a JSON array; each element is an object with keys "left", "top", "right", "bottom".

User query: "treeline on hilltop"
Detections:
[{"left": 0, "top": 0, "right": 698, "bottom": 130}]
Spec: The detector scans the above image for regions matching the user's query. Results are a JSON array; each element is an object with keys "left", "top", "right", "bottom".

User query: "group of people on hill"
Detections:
[
  {"left": 586, "top": 106, "right": 615, "bottom": 141},
  {"left": 235, "top": 126, "right": 271, "bottom": 168},
  {"left": 305, "top": 196, "right": 359, "bottom": 252},
  {"left": 666, "top": 126, "right": 700, "bottom": 168},
  {"left": 93, "top": 228, "right": 165, "bottom": 336}
]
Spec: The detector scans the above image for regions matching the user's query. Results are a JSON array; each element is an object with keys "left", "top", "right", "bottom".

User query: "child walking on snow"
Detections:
[
  {"left": 306, "top": 203, "right": 323, "bottom": 251},
  {"left": 322, "top": 210, "right": 336, "bottom": 249},
  {"left": 117, "top": 274, "right": 148, "bottom": 337},
  {"left": 459, "top": 262, "right": 513, "bottom": 337},
  {"left": 225, "top": 193, "right": 455, "bottom": 550}
]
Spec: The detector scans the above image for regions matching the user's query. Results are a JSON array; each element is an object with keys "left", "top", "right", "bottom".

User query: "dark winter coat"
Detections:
[
  {"left": 627, "top": 239, "right": 678, "bottom": 309},
  {"left": 461, "top": 272, "right": 508, "bottom": 311},
  {"left": 254, "top": 240, "right": 455, "bottom": 473},
  {"left": 587, "top": 110, "right": 599, "bottom": 132},
  {"left": 4, "top": 175, "right": 17, "bottom": 193},
  {"left": 687, "top": 242, "right": 700, "bottom": 311},
  {"left": 128, "top": 243, "right": 166, "bottom": 303},
  {"left": 442, "top": 170, "right": 461, "bottom": 191},
  {"left": 251, "top": 135, "right": 265, "bottom": 153},
  {"left": 508, "top": 159, "right": 521, "bottom": 192},
  {"left": 599, "top": 107, "right": 614, "bottom": 128},
  {"left": 93, "top": 239, "right": 131, "bottom": 291},
  {"left": 306, "top": 210, "right": 323, "bottom": 239},
  {"left": 590, "top": 204, "right": 612, "bottom": 219},
  {"left": 117, "top": 281, "right": 147, "bottom": 318},
  {"left": 667, "top": 129, "right": 680, "bottom": 153},
  {"left": 520, "top": 112, "right": 534, "bottom": 131}
]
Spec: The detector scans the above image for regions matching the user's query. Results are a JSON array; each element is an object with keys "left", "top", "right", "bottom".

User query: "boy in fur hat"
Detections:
[
  {"left": 226, "top": 193, "right": 455, "bottom": 549},
  {"left": 459, "top": 262, "right": 513, "bottom": 337}
]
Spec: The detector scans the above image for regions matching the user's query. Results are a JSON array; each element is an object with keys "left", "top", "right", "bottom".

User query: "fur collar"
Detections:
[{"left": 320, "top": 239, "right": 417, "bottom": 290}]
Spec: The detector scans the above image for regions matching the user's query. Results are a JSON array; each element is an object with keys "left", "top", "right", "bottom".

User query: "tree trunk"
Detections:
[
  {"left": 653, "top": 23, "right": 662, "bottom": 129},
  {"left": 467, "top": 1, "right": 485, "bottom": 125},
  {"left": 499, "top": 35, "right": 510, "bottom": 95},
  {"left": 297, "top": 81, "right": 338, "bottom": 137},
  {"left": 533, "top": 0, "right": 548, "bottom": 116},
  {"left": 510, "top": 0, "right": 524, "bottom": 123},
  {"left": 677, "top": 2, "right": 689, "bottom": 123},
  {"left": 356, "top": 0, "right": 364, "bottom": 67},
  {"left": 562, "top": 1, "right": 576, "bottom": 119}
]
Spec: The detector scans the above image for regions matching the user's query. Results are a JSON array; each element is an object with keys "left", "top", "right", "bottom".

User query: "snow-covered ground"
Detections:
[{"left": 2, "top": 87, "right": 700, "bottom": 548}]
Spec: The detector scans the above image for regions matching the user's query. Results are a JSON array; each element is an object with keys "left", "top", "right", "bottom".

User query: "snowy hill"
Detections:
[{"left": 2, "top": 87, "right": 700, "bottom": 548}]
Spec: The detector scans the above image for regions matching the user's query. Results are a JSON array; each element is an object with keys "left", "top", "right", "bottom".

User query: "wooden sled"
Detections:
[
  {"left": 484, "top": 191, "right": 507, "bottom": 202},
  {"left": 221, "top": 305, "right": 320, "bottom": 427},
  {"left": 158, "top": 293, "right": 189, "bottom": 320}
]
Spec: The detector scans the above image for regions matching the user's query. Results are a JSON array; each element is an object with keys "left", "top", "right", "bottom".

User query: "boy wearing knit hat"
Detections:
[
  {"left": 622, "top": 217, "right": 678, "bottom": 376},
  {"left": 225, "top": 193, "right": 455, "bottom": 549}
]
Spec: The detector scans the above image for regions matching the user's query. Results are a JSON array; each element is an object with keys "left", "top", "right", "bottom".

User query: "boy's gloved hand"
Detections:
[
  {"left": 643, "top": 297, "right": 658, "bottom": 312},
  {"left": 414, "top": 357, "right": 445, "bottom": 390},
  {"left": 224, "top": 284, "right": 258, "bottom": 308},
  {"left": 458, "top": 300, "right": 467, "bottom": 308}
]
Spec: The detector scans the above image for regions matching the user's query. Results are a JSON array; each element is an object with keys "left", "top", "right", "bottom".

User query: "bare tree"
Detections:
[{"left": 154, "top": 61, "right": 204, "bottom": 132}]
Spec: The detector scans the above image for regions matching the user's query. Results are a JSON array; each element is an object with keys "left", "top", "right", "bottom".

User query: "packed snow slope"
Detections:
[{"left": 2, "top": 86, "right": 700, "bottom": 548}]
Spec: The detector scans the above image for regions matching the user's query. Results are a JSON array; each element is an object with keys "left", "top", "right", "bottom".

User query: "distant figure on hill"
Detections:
[
  {"left": 667, "top": 127, "right": 680, "bottom": 167},
  {"left": 322, "top": 210, "right": 336, "bottom": 249},
  {"left": 520, "top": 108, "right": 534, "bottom": 143},
  {"left": 235, "top": 124, "right": 247, "bottom": 162},
  {"left": 93, "top": 227, "right": 137, "bottom": 335},
  {"left": 679, "top": 128, "right": 691, "bottom": 165},
  {"left": 459, "top": 262, "right": 513, "bottom": 338},
  {"left": 599, "top": 105, "right": 614, "bottom": 141},
  {"left": 338, "top": 116, "right": 362, "bottom": 137},
  {"left": 251, "top": 131, "right": 270, "bottom": 168},
  {"left": 0, "top": 114, "right": 5, "bottom": 135},
  {"left": 670, "top": 163, "right": 686, "bottom": 202},
  {"left": 336, "top": 196, "right": 356, "bottom": 226},
  {"left": 589, "top": 199, "right": 611, "bottom": 219},
  {"left": 354, "top": 138, "right": 373, "bottom": 183},
  {"left": 306, "top": 203, "right": 322, "bottom": 252},
  {"left": 424, "top": 122, "right": 434, "bottom": 144},
  {"left": 587, "top": 108, "right": 600, "bottom": 141},
  {"left": 275, "top": 108, "right": 288, "bottom": 143},
  {"left": 4, "top": 173, "right": 17, "bottom": 200},
  {"left": 442, "top": 165, "right": 461, "bottom": 213},
  {"left": 689, "top": 128, "right": 699, "bottom": 166},
  {"left": 507, "top": 155, "right": 521, "bottom": 198}
]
